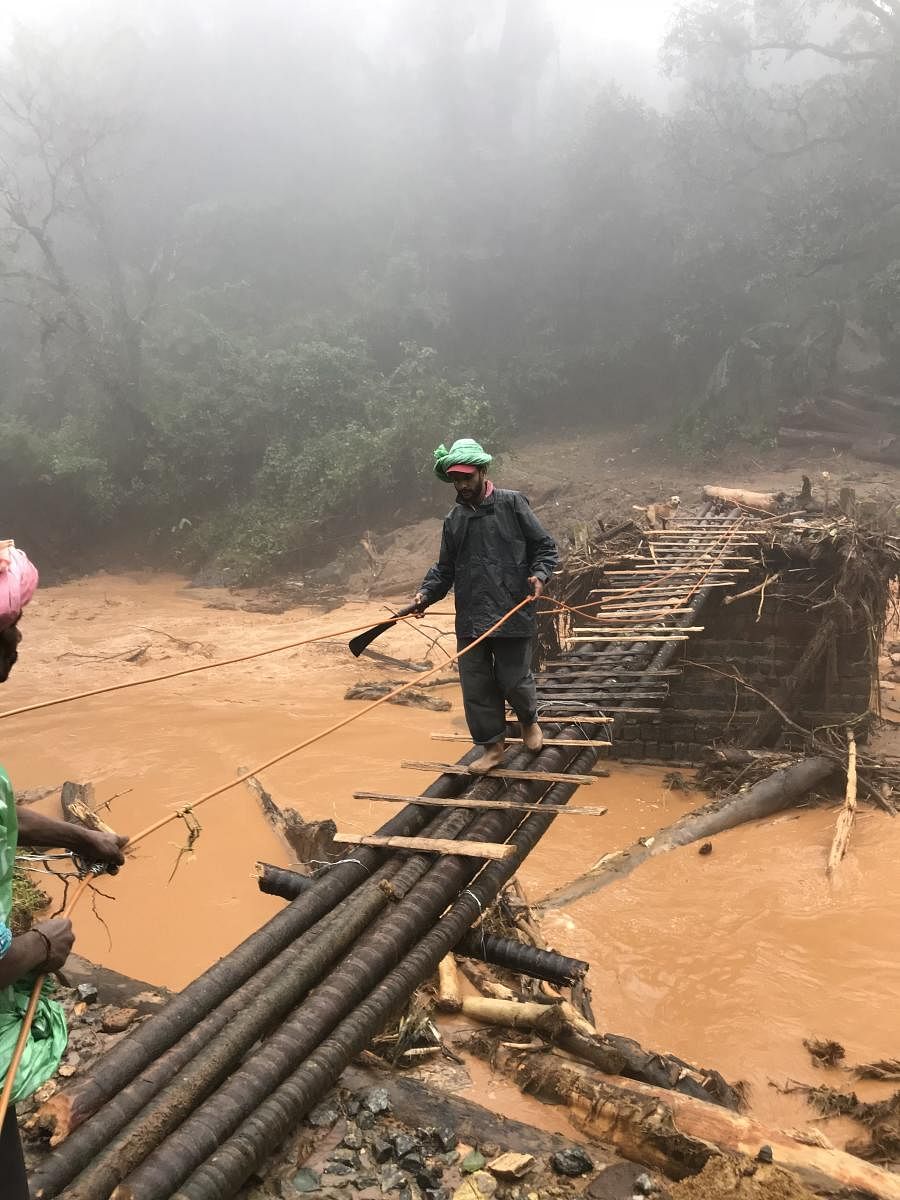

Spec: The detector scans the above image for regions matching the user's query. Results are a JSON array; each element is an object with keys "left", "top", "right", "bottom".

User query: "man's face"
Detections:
[
  {"left": 451, "top": 467, "right": 486, "bottom": 504},
  {"left": 0, "top": 619, "right": 22, "bottom": 683}
]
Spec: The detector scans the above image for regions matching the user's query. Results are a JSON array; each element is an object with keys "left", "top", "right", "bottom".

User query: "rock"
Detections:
[
  {"left": 358, "top": 1109, "right": 375, "bottom": 1130},
  {"left": 320, "top": 1175, "right": 351, "bottom": 1190},
  {"left": 76, "top": 983, "right": 99, "bottom": 1005},
  {"left": 363, "top": 1087, "right": 392, "bottom": 1116},
  {"left": 342, "top": 1122, "right": 364, "bottom": 1151},
  {"left": 698, "top": 842, "right": 713, "bottom": 856},
  {"left": 440, "top": 1152, "right": 460, "bottom": 1167},
  {"left": 551, "top": 1148, "right": 594, "bottom": 1177},
  {"left": 756, "top": 1145, "right": 774, "bottom": 1164},
  {"left": 634, "top": 1173, "right": 654, "bottom": 1195},
  {"left": 487, "top": 1153, "right": 534, "bottom": 1180},
  {"left": 330, "top": 1149, "right": 359, "bottom": 1166},
  {"left": 399, "top": 1154, "right": 425, "bottom": 1175},
  {"left": 425, "top": 1191, "right": 450, "bottom": 1200},
  {"left": 308, "top": 1102, "right": 341, "bottom": 1128},
  {"left": 347, "top": 1097, "right": 361, "bottom": 1116},
  {"left": 435, "top": 1125, "right": 457, "bottom": 1153},
  {"left": 461, "top": 1149, "right": 486, "bottom": 1174},
  {"left": 371, "top": 1135, "right": 394, "bottom": 1164},
  {"left": 289, "top": 1167, "right": 320, "bottom": 1193},
  {"left": 324, "top": 1162, "right": 353, "bottom": 1176},
  {"left": 101, "top": 1006, "right": 138, "bottom": 1034},
  {"left": 393, "top": 1132, "right": 420, "bottom": 1159},
  {"left": 57, "top": 1064, "right": 78, "bottom": 1079},
  {"left": 452, "top": 1172, "right": 497, "bottom": 1199},
  {"left": 380, "top": 1164, "right": 406, "bottom": 1192}
]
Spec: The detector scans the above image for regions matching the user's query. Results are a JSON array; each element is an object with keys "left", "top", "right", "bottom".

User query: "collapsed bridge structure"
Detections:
[{"left": 27, "top": 501, "right": 900, "bottom": 1200}]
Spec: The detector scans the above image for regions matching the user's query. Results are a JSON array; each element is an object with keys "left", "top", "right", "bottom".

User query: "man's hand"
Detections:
[
  {"left": 528, "top": 576, "right": 544, "bottom": 600},
  {"left": 80, "top": 830, "right": 129, "bottom": 873},
  {"left": 33, "top": 917, "right": 75, "bottom": 972},
  {"left": 412, "top": 593, "right": 426, "bottom": 619}
]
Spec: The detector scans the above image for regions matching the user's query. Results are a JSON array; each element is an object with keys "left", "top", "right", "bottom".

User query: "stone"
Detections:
[
  {"left": 435, "top": 1125, "right": 457, "bottom": 1153},
  {"left": 551, "top": 1148, "right": 594, "bottom": 1177},
  {"left": 76, "top": 983, "right": 99, "bottom": 1005},
  {"left": 57, "top": 1064, "right": 78, "bottom": 1079},
  {"left": 425, "top": 1191, "right": 450, "bottom": 1200},
  {"left": 324, "top": 1162, "right": 353, "bottom": 1176},
  {"left": 756, "top": 1145, "right": 774, "bottom": 1164},
  {"left": 342, "top": 1123, "right": 364, "bottom": 1151},
  {"left": 101, "top": 1006, "right": 138, "bottom": 1034},
  {"left": 363, "top": 1087, "right": 391, "bottom": 1115},
  {"left": 440, "top": 1152, "right": 460, "bottom": 1167},
  {"left": 347, "top": 1097, "right": 361, "bottom": 1116},
  {"left": 289, "top": 1167, "right": 320, "bottom": 1193},
  {"left": 371, "top": 1135, "right": 395, "bottom": 1164},
  {"left": 330, "top": 1149, "right": 359, "bottom": 1166},
  {"left": 308, "top": 1102, "right": 341, "bottom": 1128},
  {"left": 461, "top": 1149, "right": 486, "bottom": 1174},
  {"left": 358, "top": 1109, "right": 376, "bottom": 1130},
  {"left": 393, "top": 1132, "right": 420, "bottom": 1159},
  {"left": 451, "top": 1172, "right": 497, "bottom": 1200},
  {"left": 320, "top": 1176, "right": 351, "bottom": 1190},
  {"left": 487, "top": 1153, "right": 534, "bottom": 1180},
  {"left": 634, "top": 1173, "right": 654, "bottom": 1195},
  {"left": 380, "top": 1164, "right": 406, "bottom": 1192}
]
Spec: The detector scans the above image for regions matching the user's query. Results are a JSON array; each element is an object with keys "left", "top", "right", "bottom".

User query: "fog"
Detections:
[{"left": 0, "top": 0, "right": 894, "bottom": 577}]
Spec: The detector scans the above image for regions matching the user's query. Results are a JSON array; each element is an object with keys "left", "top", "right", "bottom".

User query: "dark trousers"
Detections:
[
  {"left": 1, "top": 1106, "right": 28, "bottom": 1200},
  {"left": 457, "top": 636, "right": 537, "bottom": 745}
]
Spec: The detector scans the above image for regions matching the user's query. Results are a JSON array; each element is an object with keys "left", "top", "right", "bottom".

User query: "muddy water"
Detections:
[{"left": 4, "top": 576, "right": 900, "bottom": 1139}]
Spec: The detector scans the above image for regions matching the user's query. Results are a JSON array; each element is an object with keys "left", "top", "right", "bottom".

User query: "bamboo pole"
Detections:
[
  {"left": 354, "top": 791, "right": 609, "bottom": 815},
  {"left": 400, "top": 761, "right": 600, "bottom": 785},
  {"left": 827, "top": 730, "right": 858, "bottom": 880},
  {"left": 431, "top": 733, "right": 612, "bottom": 747},
  {"left": 330, "top": 834, "right": 515, "bottom": 860}
]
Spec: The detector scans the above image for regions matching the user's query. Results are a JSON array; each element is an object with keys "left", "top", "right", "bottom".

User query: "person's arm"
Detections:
[
  {"left": 0, "top": 918, "right": 75, "bottom": 987},
  {"left": 515, "top": 494, "right": 559, "bottom": 598},
  {"left": 413, "top": 522, "right": 456, "bottom": 610},
  {"left": 16, "top": 808, "right": 128, "bottom": 869}
]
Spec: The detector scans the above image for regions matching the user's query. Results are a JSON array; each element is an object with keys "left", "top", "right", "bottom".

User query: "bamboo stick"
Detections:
[
  {"left": 827, "top": 730, "right": 858, "bottom": 880},
  {"left": 522, "top": 713, "right": 614, "bottom": 722},
  {"left": 331, "top": 834, "right": 515, "bottom": 860},
  {"left": 354, "top": 791, "right": 609, "bottom": 815},
  {"left": 602, "top": 568, "right": 748, "bottom": 576},
  {"left": 572, "top": 625, "right": 704, "bottom": 634},
  {"left": 431, "top": 733, "right": 613, "bottom": 747},
  {"left": 566, "top": 635, "right": 688, "bottom": 643},
  {"left": 400, "top": 761, "right": 599, "bottom": 785}
]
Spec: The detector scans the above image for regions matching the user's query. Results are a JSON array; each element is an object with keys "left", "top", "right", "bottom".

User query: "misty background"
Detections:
[{"left": 0, "top": 0, "right": 896, "bottom": 578}]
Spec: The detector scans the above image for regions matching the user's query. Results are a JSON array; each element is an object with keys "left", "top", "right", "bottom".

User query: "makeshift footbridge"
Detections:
[{"left": 30, "top": 509, "right": 762, "bottom": 1200}]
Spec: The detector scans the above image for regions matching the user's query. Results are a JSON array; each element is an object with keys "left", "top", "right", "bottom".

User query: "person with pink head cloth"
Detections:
[{"left": 0, "top": 542, "right": 128, "bottom": 1198}]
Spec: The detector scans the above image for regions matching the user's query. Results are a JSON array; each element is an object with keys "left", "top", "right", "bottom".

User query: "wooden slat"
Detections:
[
  {"left": 566, "top": 635, "right": 689, "bottom": 643},
  {"left": 602, "top": 568, "right": 748, "bottom": 576},
  {"left": 353, "top": 790, "right": 609, "bottom": 815},
  {"left": 572, "top": 625, "right": 704, "bottom": 634},
  {"left": 540, "top": 665, "right": 681, "bottom": 675},
  {"left": 528, "top": 709, "right": 660, "bottom": 717},
  {"left": 519, "top": 713, "right": 614, "bottom": 722},
  {"left": 589, "top": 582, "right": 735, "bottom": 594},
  {"left": 332, "top": 833, "right": 514, "bottom": 860},
  {"left": 431, "top": 733, "right": 612, "bottom": 748},
  {"left": 400, "top": 760, "right": 600, "bottom": 784}
]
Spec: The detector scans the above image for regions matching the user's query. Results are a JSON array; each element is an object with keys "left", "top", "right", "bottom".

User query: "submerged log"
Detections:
[
  {"left": 508, "top": 1052, "right": 900, "bottom": 1200},
  {"left": 539, "top": 756, "right": 835, "bottom": 909},
  {"left": 344, "top": 681, "right": 451, "bottom": 711}
]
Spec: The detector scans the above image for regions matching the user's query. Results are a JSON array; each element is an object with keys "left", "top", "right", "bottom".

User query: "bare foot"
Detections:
[
  {"left": 469, "top": 741, "right": 506, "bottom": 775},
  {"left": 522, "top": 722, "right": 544, "bottom": 752}
]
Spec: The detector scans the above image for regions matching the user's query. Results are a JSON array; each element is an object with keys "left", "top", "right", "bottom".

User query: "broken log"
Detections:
[
  {"left": 255, "top": 862, "right": 314, "bottom": 899},
  {"left": 344, "top": 682, "right": 450, "bottom": 711},
  {"left": 827, "top": 730, "right": 857, "bottom": 879},
  {"left": 435, "top": 955, "right": 462, "bottom": 1013},
  {"left": 701, "top": 485, "right": 781, "bottom": 512},
  {"left": 243, "top": 774, "right": 337, "bottom": 863},
  {"left": 455, "top": 930, "right": 589, "bottom": 987},
  {"left": 505, "top": 1052, "right": 900, "bottom": 1200},
  {"left": 778, "top": 427, "right": 856, "bottom": 449},
  {"left": 539, "top": 756, "right": 835, "bottom": 909}
]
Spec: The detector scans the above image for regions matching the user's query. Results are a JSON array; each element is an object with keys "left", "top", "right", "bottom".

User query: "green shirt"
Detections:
[{"left": 0, "top": 767, "right": 67, "bottom": 1103}]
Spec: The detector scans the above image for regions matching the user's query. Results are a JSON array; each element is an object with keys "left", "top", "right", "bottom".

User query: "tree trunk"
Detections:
[
  {"left": 701, "top": 485, "right": 781, "bottom": 512},
  {"left": 539, "top": 757, "right": 835, "bottom": 909}
]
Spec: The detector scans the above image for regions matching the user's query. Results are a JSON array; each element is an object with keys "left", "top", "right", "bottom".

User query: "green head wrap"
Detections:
[{"left": 432, "top": 438, "right": 493, "bottom": 483}]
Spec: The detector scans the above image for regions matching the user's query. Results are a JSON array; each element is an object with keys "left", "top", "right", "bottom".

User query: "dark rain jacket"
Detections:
[{"left": 418, "top": 487, "right": 559, "bottom": 639}]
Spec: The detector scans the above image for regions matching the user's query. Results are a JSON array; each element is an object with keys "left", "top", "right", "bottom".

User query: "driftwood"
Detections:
[
  {"left": 701, "top": 484, "right": 782, "bottom": 512},
  {"left": 539, "top": 756, "right": 835, "bottom": 909},
  {"left": 435, "top": 955, "right": 462, "bottom": 1013},
  {"left": 827, "top": 730, "right": 857, "bottom": 879},
  {"left": 344, "top": 682, "right": 451, "bottom": 711},
  {"left": 61, "top": 782, "right": 114, "bottom": 835},
  {"left": 243, "top": 774, "right": 337, "bottom": 863},
  {"left": 461, "top": 1000, "right": 741, "bottom": 1109},
  {"left": 498, "top": 1050, "right": 900, "bottom": 1199}
]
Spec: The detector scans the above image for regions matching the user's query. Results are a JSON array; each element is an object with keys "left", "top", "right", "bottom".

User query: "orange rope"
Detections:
[{"left": 0, "top": 610, "right": 453, "bottom": 723}]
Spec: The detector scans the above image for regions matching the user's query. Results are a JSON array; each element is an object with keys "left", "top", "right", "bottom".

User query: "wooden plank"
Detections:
[
  {"left": 332, "top": 833, "right": 514, "bottom": 860},
  {"left": 602, "top": 568, "right": 748, "bottom": 576},
  {"left": 517, "top": 713, "right": 614, "bottom": 722},
  {"left": 589, "top": 582, "right": 734, "bottom": 594},
  {"left": 400, "top": 760, "right": 600, "bottom": 784},
  {"left": 526, "top": 709, "right": 661, "bottom": 717},
  {"left": 431, "top": 733, "right": 612, "bottom": 748},
  {"left": 353, "top": 790, "right": 610, "bottom": 815},
  {"left": 566, "top": 635, "right": 689, "bottom": 643},
  {"left": 572, "top": 625, "right": 703, "bottom": 634},
  {"left": 541, "top": 665, "right": 681, "bottom": 675}
]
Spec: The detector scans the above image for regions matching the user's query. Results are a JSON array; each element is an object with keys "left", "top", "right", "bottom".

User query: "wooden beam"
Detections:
[
  {"left": 400, "top": 760, "right": 601, "bottom": 784},
  {"left": 353, "top": 791, "right": 610, "bottom": 816},
  {"left": 540, "top": 665, "right": 681, "bottom": 675},
  {"left": 589, "top": 582, "right": 734, "bottom": 594},
  {"left": 431, "top": 733, "right": 612, "bottom": 748},
  {"left": 516, "top": 713, "right": 614, "bottom": 723},
  {"left": 526, "top": 709, "right": 661, "bottom": 717},
  {"left": 566, "top": 635, "right": 689, "bottom": 643},
  {"left": 572, "top": 625, "right": 703, "bottom": 634},
  {"left": 331, "top": 833, "right": 515, "bottom": 860},
  {"left": 602, "top": 568, "right": 748, "bottom": 576}
]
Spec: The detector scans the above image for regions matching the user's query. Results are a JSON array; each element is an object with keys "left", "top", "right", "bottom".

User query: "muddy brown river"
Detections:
[{"left": 4, "top": 576, "right": 900, "bottom": 1139}]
